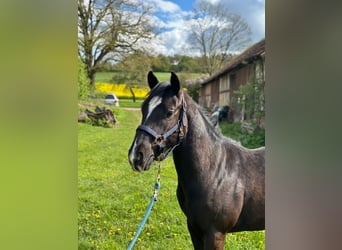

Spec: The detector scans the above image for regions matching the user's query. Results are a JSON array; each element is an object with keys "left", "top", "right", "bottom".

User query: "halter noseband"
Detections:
[{"left": 136, "top": 94, "right": 187, "bottom": 161}]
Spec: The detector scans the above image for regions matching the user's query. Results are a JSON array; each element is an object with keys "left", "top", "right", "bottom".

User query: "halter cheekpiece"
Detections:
[{"left": 136, "top": 93, "right": 187, "bottom": 161}]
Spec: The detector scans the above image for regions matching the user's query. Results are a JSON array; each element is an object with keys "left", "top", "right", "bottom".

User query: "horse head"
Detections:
[{"left": 128, "top": 71, "right": 187, "bottom": 172}]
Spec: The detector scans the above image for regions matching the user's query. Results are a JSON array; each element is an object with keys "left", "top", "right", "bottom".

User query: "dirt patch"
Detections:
[{"left": 122, "top": 107, "right": 140, "bottom": 111}]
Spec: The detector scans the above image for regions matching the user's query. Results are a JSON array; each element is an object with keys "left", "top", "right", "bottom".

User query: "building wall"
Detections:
[
  {"left": 219, "top": 75, "right": 230, "bottom": 107},
  {"left": 199, "top": 57, "right": 265, "bottom": 114},
  {"left": 211, "top": 79, "right": 219, "bottom": 106},
  {"left": 199, "top": 84, "right": 212, "bottom": 108}
]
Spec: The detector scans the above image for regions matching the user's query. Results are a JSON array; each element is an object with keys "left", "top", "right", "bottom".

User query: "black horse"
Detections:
[{"left": 128, "top": 72, "right": 265, "bottom": 249}]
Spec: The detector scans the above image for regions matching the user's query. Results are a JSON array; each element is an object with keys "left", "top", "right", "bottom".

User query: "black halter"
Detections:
[{"left": 136, "top": 94, "right": 187, "bottom": 161}]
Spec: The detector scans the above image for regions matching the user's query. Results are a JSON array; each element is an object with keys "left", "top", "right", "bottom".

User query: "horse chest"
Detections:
[{"left": 177, "top": 175, "right": 244, "bottom": 230}]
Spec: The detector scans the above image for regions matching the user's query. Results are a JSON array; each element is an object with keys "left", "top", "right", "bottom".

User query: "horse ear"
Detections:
[
  {"left": 170, "top": 72, "right": 180, "bottom": 94},
  {"left": 147, "top": 71, "right": 159, "bottom": 89}
]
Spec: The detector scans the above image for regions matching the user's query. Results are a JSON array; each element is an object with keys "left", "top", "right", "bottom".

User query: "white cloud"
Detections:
[
  {"left": 196, "top": 0, "right": 265, "bottom": 42},
  {"left": 141, "top": 3, "right": 193, "bottom": 55},
  {"left": 203, "top": 0, "right": 220, "bottom": 4},
  {"left": 145, "top": 0, "right": 265, "bottom": 55},
  {"left": 147, "top": 17, "right": 191, "bottom": 55},
  {"left": 147, "top": 0, "right": 182, "bottom": 13}
]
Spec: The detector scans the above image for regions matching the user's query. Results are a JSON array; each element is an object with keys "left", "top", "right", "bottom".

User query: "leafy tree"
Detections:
[
  {"left": 78, "top": 57, "right": 90, "bottom": 100},
  {"left": 149, "top": 54, "right": 204, "bottom": 73},
  {"left": 112, "top": 50, "right": 151, "bottom": 102},
  {"left": 187, "top": 0, "right": 251, "bottom": 75},
  {"left": 78, "top": 0, "right": 153, "bottom": 90},
  {"left": 177, "top": 55, "right": 200, "bottom": 72},
  {"left": 150, "top": 54, "right": 171, "bottom": 72}
]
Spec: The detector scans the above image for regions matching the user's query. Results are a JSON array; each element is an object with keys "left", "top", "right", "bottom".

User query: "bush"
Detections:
[
  {"left": 78, "top": 58, "right": 90, "bottom": 100},
  {"left": 233, "top": 78, "right": 265, "bottom": 126},
  {"left": 220, "top": 122, "right": 265, "bottom": 149}
]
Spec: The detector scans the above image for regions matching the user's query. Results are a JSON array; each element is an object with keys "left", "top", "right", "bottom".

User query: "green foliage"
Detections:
[
  {"left": 78, "top": 105, "right": 265, "bottom": 249},
  {"left": 78, "top": 58, "right": 90, "bottom": 100},
  {"left": 183, "top": 78, "right": 203, "bottom": 103},
  {"left": 220, "top": 122, "right": 265, "bottom": 148},
  {"left": 150, "top": 54, "right": 205, "bottom": 73},
  {"left": 112, "top": 50, "right": 152, "bottom": 88},
  {"left": 234, "top": 77, "right": 265, "bottom": 125},
  {"left": 150, "top": 54, "right": 172, "bottom": 72}
]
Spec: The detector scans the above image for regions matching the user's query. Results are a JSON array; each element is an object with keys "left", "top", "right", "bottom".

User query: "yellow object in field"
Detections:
[{"left": 95, "top": 82, "right": 149, "bottom": 98}]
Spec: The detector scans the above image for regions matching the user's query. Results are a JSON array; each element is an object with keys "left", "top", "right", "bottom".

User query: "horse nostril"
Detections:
[{"left": 137, "top": 151, "right": 143, "bottom": 161}]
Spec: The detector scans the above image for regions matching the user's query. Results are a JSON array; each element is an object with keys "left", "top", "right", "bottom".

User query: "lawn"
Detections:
[
  {"left": 78, "top": 104, "right": 265, "bottom": 249},
  {"left": 119, "top": 98, "right": 144, "bottom": 109},
  {"left": 95, "top": 71, "right": 117, "bottom": 83}
]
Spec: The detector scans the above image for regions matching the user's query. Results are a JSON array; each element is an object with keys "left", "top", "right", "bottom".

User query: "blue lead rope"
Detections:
[{"left": 127, "top": 168, "right": 161, "bottom": 250}]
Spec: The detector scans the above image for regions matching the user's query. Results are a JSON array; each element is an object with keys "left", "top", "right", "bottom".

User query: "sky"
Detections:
[{"left": 144, "top": 0, "right": 265, "bottom": 55}]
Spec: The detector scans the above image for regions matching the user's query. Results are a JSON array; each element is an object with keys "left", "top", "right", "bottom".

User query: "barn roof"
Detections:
[{"left": 201, "top": 38, "right": 265, "bottom": 85}]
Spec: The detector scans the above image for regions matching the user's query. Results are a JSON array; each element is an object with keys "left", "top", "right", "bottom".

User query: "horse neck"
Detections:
[
  {"left": 185, "top": 96, "right": 221, "bottom": 147},
  {"left": 173, "top": 96, "right": 221, "bottom": 178}
]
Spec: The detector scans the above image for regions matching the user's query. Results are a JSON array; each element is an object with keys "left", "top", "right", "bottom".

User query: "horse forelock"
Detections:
[
  {"left": 142, "top": 82, "right": 166, "bottom": 118},
  {"left": 143, "top": 81, "right": 183, "bottom": 117}
]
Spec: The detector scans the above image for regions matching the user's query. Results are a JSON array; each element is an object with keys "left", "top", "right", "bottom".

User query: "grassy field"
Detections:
[
  {"left": 119, "top": 99, "right": 144, "bottom": 108},
  {"left": 78, "top": 103, "right": 265, "bottom": 249}
]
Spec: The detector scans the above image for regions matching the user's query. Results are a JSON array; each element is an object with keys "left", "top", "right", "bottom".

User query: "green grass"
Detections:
[
  {"left": 78, "top": 104, "right": 265, "bottom": 249},
  {"left": 80, "top": 98, "right": 143, "bottom": 109},
  {"left": 151, "top": 72, "right": 170, "bottom": 82},
  {"left": 95, "top": 72, "right": 117, "bottom": 83},
  {"left": 119, "top": 98, "right": 144, "bottom": 109}
]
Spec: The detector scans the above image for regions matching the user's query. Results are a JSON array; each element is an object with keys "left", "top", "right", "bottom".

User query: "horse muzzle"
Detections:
[{"left": 128, "top": 140, "right": 155, "bottom": 172}]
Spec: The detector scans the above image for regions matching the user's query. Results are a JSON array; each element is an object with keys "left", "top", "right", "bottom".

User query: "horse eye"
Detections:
[{"left": 166, "top": 110, "right": 173, "bottom": 118}]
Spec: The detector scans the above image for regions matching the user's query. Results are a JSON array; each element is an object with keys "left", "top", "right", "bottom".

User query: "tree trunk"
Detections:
[
  {"left": 129, "top": 87, "right": 136, "bottom": 102},
  {"left": 88, "top": 70, "right": 96, "bottom": 94}
]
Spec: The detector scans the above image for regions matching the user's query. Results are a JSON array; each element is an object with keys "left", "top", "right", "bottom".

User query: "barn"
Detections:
[{"left": 199, "top": 38, "right": 265, "bottom": 123}]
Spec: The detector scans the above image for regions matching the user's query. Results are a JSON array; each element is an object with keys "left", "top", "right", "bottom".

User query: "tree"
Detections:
[
  {"left": 150, "top": 54, "right": 171, "bottom": 72},
  {"left": 112, "top": 50, "right": 151, "bottom": 102},
  {"left": 78, "top": 0, "right": 153, "bottom": 90},
  {"left": 187, "top": 0, "right": 251, "bottom": 75}
]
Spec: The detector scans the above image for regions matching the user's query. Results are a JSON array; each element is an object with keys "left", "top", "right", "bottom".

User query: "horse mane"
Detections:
[
  {"left": 193, "top": 99, "right": 223, "bottom": 138},
  {"left": 184, "top": 92, "right": 242, "bottom": 148}
]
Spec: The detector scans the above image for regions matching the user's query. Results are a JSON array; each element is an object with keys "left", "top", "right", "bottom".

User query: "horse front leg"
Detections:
[
  {"left": 187, "top": 220, "right": 204, "bottom": 250},
  {"left": 203, "top": 231, "right": 226, "bottom": 250}
]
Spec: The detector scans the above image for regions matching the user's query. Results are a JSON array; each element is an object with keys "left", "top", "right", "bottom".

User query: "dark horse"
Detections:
[{"left": 128, "top": 72, "right": 265, "bottom": 249}]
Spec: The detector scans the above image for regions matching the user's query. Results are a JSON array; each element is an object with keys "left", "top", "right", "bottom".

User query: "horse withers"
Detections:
[{"left": 128, "top": 72, "right": 265, "bottom": 249}]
